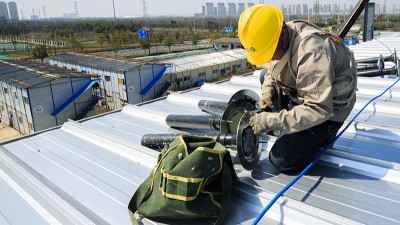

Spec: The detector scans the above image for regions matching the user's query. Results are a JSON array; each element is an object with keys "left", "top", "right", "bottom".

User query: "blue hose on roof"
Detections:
[{"left": 252, "top": 77, "right": 400, "bottom": 225}]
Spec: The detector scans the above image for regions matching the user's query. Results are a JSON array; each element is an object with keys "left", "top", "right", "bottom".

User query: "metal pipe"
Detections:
[
  {"left": 166, "top": 114, "right": 221, "bottom": 130},
  {"left": 141, "top": 133, "right": 236, "bottom": 149},
  {"left": 357, "top": 68, "right": 397, "bottom": 77},
  {"left": 198, "top": 100, "right": 227, "bottom": 113},
  {"left": 357, "top": 64, "right": 380, "bottom": 71},
  {"left": 356, "top": 55, "right": 393, "bottom": 64},
  {"left": 141, "top": 133, "right": 182, "bottom": 149}
]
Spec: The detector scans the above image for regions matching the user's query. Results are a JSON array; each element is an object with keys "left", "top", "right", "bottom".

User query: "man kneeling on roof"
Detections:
[{"left": 238, "top": 5, "right": 357, "bottom": 174}]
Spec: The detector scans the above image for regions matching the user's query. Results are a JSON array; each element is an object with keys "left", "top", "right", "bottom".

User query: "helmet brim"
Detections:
[{"left": 246, "top": 38, "right": 279, "bottom": 66}]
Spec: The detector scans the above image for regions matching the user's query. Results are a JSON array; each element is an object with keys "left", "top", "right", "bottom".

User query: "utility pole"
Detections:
[
  {"left": 42, "top": 5, "right": 47, "bottom": 20},
  {"left": 74, "top": 1, "right": 79, "bottom": 18},
  {"left": 112, "top": 0, "right": 116, "bottom": 22}
]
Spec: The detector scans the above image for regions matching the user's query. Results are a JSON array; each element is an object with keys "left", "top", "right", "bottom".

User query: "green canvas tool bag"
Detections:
[{"left": 128, "top": 135, "right": 237, "bottom": 225}]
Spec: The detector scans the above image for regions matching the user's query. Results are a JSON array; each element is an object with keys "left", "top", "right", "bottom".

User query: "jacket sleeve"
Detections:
[{"left": 263, "top": 48, "right": 335, "bottom": 133}]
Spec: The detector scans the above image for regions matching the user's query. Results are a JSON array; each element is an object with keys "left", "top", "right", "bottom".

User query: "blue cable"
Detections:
[{"left": 252, "top": 77, "right": 400, "bottom": 225}]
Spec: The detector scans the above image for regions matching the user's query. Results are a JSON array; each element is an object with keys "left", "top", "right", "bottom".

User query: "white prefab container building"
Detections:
[
  {"left": 160, "top": 49, "right": 251, "bottom": 90},
  {"left": 0, "top": 60, "right": 97, "bottom": 134},
  {"left": 49, "top": 53, "right": 170, "bottom": 111}
]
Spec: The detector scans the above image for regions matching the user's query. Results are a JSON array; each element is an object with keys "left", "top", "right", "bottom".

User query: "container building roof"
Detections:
[
  {"left": 50, "top": 53, "right": 150, "bottom": 72},
  {"left": 161, "top": 49, "right": 246, "bottom": 73},
  {"left": 0, "top": 33, "right": 400, "bottom": 224},
  {"left": 0, "top": 60, "right": 97, "bottom": 88}
]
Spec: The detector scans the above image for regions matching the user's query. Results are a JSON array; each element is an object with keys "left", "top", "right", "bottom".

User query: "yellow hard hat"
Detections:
[{"left": 238, "top": 5, "right": 284, "bottom": 66}]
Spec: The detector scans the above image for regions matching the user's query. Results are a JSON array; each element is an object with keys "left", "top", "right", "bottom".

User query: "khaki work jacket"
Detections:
[{"left": 261, "top": 21, "right": 357, "bottom": 133}]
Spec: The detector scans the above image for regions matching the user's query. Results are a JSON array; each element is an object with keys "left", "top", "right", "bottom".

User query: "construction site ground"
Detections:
[{"left": 0, "top": 124, "right": 21, "bottom": 142}]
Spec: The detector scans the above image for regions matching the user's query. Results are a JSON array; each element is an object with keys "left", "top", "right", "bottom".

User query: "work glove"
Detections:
[
  {"left": 259, "top": 92, "right": 275, "bottom": 110},
  {"left": 250, "top": 112, "right": 269, "bottom": 135}
]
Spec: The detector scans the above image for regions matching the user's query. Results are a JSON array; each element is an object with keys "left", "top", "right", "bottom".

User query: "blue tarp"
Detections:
[
  {"left": 51, "top": 79, "right": 100, "bottom": 116},
  {"left": 140, "top": 66, "right": 171, "bottom": 96}
]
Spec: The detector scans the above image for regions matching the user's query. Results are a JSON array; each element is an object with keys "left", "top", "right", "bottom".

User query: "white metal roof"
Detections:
[
  {"left": 161, "top": 49, "right": 246, "bottom": 73},
  {"left": 1, "top": 33, "right": 400, "bottom": 225},
  {"left": 349, "top": 32, "right": 400, "bottom": 60}
]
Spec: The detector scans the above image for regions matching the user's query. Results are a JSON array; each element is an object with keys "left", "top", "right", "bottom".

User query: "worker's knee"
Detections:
[{"left": 269, "top": 150, "right": 309, "bottom": 175}]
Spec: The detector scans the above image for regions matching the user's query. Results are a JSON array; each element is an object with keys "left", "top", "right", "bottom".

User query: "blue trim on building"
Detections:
[
  {"left": 51, "top": 80, "right": 100, "bottom": 116},
  {"left": 139, "top": 66, "right": 171, "bottom": 96}
]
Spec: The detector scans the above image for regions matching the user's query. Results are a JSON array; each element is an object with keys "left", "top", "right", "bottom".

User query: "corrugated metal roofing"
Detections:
[
  {"left": 51, "top": 53, "right": 146, "bottom": 72},
  {"left": 349, "top": 32, "right": 400, "bottom": 59},
  {"left": 0, "top": 60, "right": 95, "bottom": 88},
  {"left": 161, "top": 49, "right": 246, "bottom": 73},
  {"left": 1, "top": 33, "right": 400, "bottom": 225}
]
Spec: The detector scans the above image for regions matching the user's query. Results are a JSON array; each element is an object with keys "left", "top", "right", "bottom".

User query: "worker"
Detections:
[{"left": 238, "top": 5, "right": 357, "bottom": 174}]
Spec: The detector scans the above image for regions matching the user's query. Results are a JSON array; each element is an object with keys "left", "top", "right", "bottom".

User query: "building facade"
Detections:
[
  {"left": 49, "top": 53, "right": 169, "bottom": 111},
  {"left": 0, "top": 1, "right": 9, "bottom": 20},
  {"left": 7, "top": 1, "right": 18, "bottom": 20},
  {"left": 0, "top": 60, "right": 97, "bottom": 134}
]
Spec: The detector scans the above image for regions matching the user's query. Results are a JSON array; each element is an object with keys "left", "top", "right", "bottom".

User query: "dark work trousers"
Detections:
[{"left": 269, "top": 120, "right": 344, "bottom": 175}]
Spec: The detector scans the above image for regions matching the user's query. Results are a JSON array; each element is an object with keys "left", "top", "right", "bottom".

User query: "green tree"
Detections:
[
  {"left": 139, "top": 38, "right": 150, "bottom": 55},
  {"left": 121, "top": 31, "right": 131, "bottom": 48},
  {"left": 210, "top": 32, "right": 219, "bottom": 42},
  {"left": 163, "top": 37, "right": 173, "bottom": 52},
  {"left": 156, "top": 31, "right": 164, "bottom": 44},
  {"left": 173, "top": 30, "right": 181, "bottom": 43},
  {"left": 109, "top": 31, "right": 122, "bottom": 56},
  {"left": 191, "top": 33, "right": 199, "bottom": 47},
  {"left": 226, "top": 32, "right": 236, "bottom": 38},
  {"left": 11, "top": 40, "right": 18, "bottom": 51},
  {"left": 97, "top": 33, "right": 107, "bottom": 50},
  {"left": 32, "top": 45, "right": 48, "bottom": 63},
  {"left": 75, "top": 41, "right": 85, "bottom": 53}
]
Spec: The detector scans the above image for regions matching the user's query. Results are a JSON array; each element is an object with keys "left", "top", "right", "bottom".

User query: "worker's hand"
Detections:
[
  {"left": 250, "top": 112, "right": 269, "bottom": 135},
  {"left": 259, "top": 93, "right": 275, "bottom": 110}
]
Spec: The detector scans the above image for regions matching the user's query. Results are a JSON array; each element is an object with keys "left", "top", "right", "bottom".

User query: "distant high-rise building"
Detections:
[
  {"left": 217, "top": 3, "right": 227, "bottom": 17},
  {"left": 280, "top": 5, "right": 287, "bottom": 15},
  {"left": 383, "top": 0, "right": 386, "bottom": 14},
  {"left": 228, "top": 3, "right": 236, "bottom": 17},
  {"left": 202, "top": 6, "right": 205, "bottom": 16},
  {"left": 332, "top": 4, "right": 338, "bottom": 14},
  {"left": 286, "top": 4, "right": 291, "bottom": 16},
  {"left": 301, "top": 4, "right": 308, "bottom": 16},
  {"left": 0, "top": 1, "right": 9, "bottom": 20},
  {"left": 237, "top": 3, "right": 245, "bottom": 16},
  {"left": 376, "top": 4, "right": 381, "bottom": 14},
  {"left": 291, "top": 4, "right": 296, "bottom": 15},
  {"left": 295, "top": 4, "right": 301, "bottom": 15},
  {"left": 31, "top": 15, "right": 39, "bottom": 20},
  {"left": 205, "top": 2, "right": 214, "bottom": 17},
  {"left": 248, "top": 3, "right": 255, "bottom": 8},
  {"left": 7, "top": 1, "right": 18, "bottom": 20}
]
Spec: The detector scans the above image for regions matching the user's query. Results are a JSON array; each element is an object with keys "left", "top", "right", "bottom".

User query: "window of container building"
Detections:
[
  {"left": 118, "top": 78, "right": 125, "bottom": 85},
  {"left": 23, "top": 96, "right": 29, "bottom": 104},
  {"left": 105, "top": 76, "right": 111, "bottom": 81},
  {"left": 3, "top": 87, "right": 7, "bottom": 94}
]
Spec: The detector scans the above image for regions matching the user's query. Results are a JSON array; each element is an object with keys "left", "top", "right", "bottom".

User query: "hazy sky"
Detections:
[{"left": 11, "top": 0, "right": 400, "bottom": 19}]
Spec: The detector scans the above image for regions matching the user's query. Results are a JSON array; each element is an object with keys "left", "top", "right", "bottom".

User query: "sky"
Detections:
[{"left": 9, "top": 0, "right": 400, "bottom": 19}]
